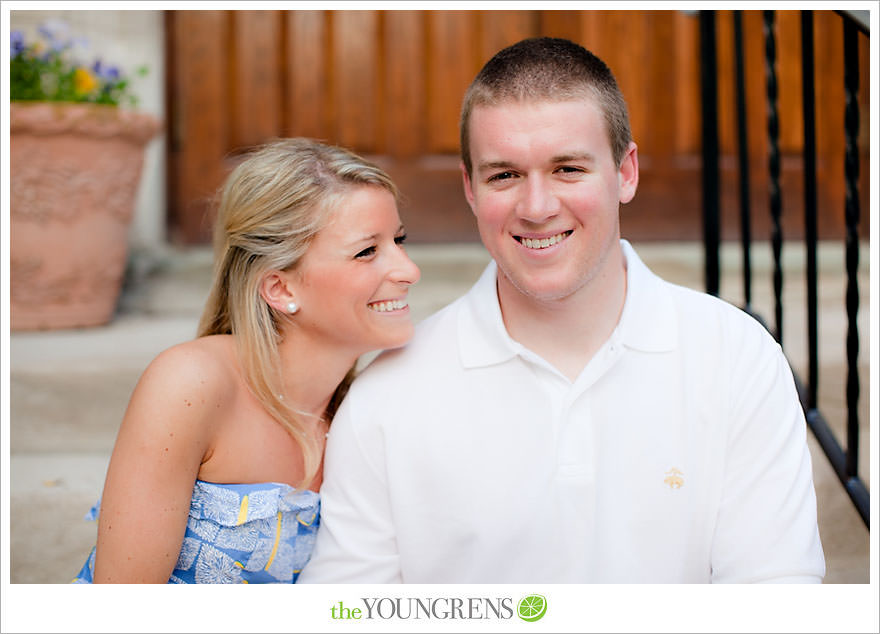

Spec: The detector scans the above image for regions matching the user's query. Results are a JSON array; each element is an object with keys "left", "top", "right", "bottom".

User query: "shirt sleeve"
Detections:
[
  {"left": 297, "top": 388, "right": 402, "bottom": 583},
  {"left": 710, "top": 325, "right": 825, "bottom": 583}
]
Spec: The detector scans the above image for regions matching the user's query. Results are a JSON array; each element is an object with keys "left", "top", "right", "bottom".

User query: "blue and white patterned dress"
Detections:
[{"left": 72, "top": 480, "right": 320, "bottom": 584}]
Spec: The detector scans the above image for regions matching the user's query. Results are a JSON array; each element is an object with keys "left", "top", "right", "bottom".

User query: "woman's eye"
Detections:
[
  {"left": 394, "top": 234, "right": 408, "bottom": 246},
  {"left": 355, "top": 246, "right": 376, "bottom": 259}
]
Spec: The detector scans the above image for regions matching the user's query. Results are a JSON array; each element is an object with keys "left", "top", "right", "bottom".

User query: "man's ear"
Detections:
[
  {"left": 460, "top": 161, "right": 477, "bottom": 215},
  {"left": 259, "top": 270, "right": 297, "bottom": 314},
  {"left": 618, "top": 141, "right": 639, "bottom": 205}
]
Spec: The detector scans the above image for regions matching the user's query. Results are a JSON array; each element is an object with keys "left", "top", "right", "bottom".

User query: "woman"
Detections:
[{"left": 73, "top": 138, "right": 420, "bottom": 583}]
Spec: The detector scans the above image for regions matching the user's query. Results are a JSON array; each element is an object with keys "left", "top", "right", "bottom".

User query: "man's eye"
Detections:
[
  {"left": 556, "top": 165, "right": 584, "bottom": 174},
  {"left": 488, "top": 171, "right": 516, "bottom": 182},
  {"left": 355, "top": 246, "right": 376, "bottom": 259}
]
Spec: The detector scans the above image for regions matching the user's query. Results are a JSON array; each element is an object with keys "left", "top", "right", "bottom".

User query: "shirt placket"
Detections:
[{"left": 557, "top": 336, "right": 626, "bottom": 475}]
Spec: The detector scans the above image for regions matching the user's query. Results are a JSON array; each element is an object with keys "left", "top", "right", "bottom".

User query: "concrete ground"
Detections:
[{"left": 7, "top": 240, "right": 871, "bottom": 584}]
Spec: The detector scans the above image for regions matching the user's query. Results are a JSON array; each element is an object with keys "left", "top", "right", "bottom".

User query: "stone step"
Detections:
[{"left": 9, "top": 241, "right": 869, "bottom": 584}]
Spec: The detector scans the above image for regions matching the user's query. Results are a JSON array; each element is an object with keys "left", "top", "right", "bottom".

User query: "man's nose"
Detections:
[{"left": 516, "top": 176, "right": 560, "bottom": 224}]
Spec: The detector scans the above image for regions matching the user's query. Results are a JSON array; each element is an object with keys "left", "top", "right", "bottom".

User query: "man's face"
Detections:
[{"left": 462, "top": 98, "right": 638, "bottom": 305}]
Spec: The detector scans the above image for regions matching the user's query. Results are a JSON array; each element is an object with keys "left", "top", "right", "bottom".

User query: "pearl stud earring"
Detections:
[{"left": 287, "top": 301, "right": 299, "bottom": 314}]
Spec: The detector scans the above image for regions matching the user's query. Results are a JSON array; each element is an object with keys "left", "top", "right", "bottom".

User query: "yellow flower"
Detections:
[{"left": 74, "top": 67, "right": 98, "bottom": 95}]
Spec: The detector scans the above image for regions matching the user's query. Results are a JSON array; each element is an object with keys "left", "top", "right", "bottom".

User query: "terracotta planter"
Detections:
[{"left": 10, "top": 102, "right": 161, "bottom": 330}]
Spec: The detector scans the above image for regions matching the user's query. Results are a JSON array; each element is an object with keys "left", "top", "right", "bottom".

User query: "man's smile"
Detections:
[{"left": 513, "top": 230, "right": 573, "bottom": 250}]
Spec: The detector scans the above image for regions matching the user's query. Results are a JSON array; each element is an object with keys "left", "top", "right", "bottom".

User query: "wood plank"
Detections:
[
  {"left": 776, "top": 10, "right": 804, "bottom": 154},
  {"left": 169, "top": 11, "right": 229, "bottom": 243},
  {"left": 814, "top": 9, "right": 847, "bottom": 232},
  {"left": 578, "top": 10, "right": 600, "bottom": 57},
  {"left": 384, "top": 11, "right": 426, "bottom": 158},
  {"left": 540, "top": 10, "right": 583, "bottom": 42},
  {"left": 230, "top": 11, "right": 282, "bottom": 150},
  {"left": 332, "top": 10, "right": 380, "bottom": 151},
  {"left": 426, "top": 11, "right": 479, "bottom": 153},
  {"left": 673, "top": 10, "right": 700, "bottom": 155},
  {"left": 638, "top": 11, "right": 678, "bottom": 162},
  {"left": 588, "top": 12, "right": 643, "bottom": 156},
  {"left": 478, "top": 10, "right": 537, "bottom": 63},
  {"left": 625, "top": 12, "right": 650, "bottom": 160},
  {"left": 716, "top": 10, "right": 736, "bottom": 156},
  {"left": 285, "top": 11, "right": 329, "bottom": 140}
]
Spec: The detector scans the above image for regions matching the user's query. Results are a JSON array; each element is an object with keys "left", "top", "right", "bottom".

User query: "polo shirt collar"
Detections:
[
  {"left": 458, "top": 260, "right": 518, "bottom": 368},
  {"left": 458, "top": 240, "right": 678, "bottom": 369},
  {"left": 616, "top": 240, "right": 679, "bottom": 353}
]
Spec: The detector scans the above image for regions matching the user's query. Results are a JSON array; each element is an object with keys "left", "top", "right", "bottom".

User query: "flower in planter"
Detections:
[
  {"left": 10, "top": 20, "right": 161, "bottom": 331},
  {"left": 10, "top": 21, "right": 147, "bottom": 107}
]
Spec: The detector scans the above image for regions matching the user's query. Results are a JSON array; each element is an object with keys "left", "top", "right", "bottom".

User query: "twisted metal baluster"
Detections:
[
  {"left": 763, "top": 10, "right": 783, "bottom": 344},
  {"left": 734, "top": 11, "right": 752, "bottom": 310},
  {"left": 700, "top": 10, "right": 720, "bottom": 297},
  {"left": 843, "top": 18, "right": 861, "bottom": 482},
  {"left": 801, "top": 11, "right": 819, "bottom": 411}
]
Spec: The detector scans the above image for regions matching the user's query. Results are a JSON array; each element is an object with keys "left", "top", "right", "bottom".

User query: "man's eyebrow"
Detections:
[
  {"left": 476, "top": 160, "right": 516, "bottom": 172},
  {"left": 476, "top": 154, "right": 596, "bottom": 172},
  {"left": 551, "top": 152, "right": 596, "bottom": 163}
]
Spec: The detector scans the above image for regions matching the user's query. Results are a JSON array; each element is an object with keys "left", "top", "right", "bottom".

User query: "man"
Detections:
[{"left": 299, "top": 37, "right": 824, "bottom": 583}]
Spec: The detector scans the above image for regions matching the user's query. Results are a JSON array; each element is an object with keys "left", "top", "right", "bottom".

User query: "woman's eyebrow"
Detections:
[
  {"left": 345, "top": 225, "right": 405, "bottom": 248},
  {"left": 347, "top": 233, "right": 379, "bottom": 248}
]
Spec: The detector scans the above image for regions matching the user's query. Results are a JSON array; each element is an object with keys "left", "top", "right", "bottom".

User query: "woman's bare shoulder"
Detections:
[
  {"left": 136, "top": 335, "right": 240, "bottom": 405},
  {"left": 106, "top": 336, "right": 241, "bottom": 475}
]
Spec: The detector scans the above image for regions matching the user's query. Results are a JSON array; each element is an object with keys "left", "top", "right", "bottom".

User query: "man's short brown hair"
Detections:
[{"left": 460, "top": 37, "right": 632, "bottom": 176}]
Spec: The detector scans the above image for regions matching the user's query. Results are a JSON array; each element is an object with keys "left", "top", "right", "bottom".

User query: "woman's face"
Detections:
[{"left": 288, "top": 186, "right": 421, "bottom": 355}]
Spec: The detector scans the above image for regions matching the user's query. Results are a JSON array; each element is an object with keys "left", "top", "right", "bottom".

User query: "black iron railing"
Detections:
[{"left": 699, "top": 9, "right": 869, "bottom": 527}]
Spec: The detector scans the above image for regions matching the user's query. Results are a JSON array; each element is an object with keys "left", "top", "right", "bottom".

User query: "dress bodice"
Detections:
[{"left": 72, "top": 480, "right": 320, "bottom": 584}]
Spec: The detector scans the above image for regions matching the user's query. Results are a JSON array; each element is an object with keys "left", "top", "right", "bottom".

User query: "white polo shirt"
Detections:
[{"left": 300, "top": 241, "right": 825, "bottom": 583}]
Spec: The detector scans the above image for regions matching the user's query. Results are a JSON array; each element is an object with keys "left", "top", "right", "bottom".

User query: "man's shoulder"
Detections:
[
  {"left": 669, "top": 280, "right": 768, "bottom": 327},
  {"left": 659, "top": 277, "right": 779, "bottom": 358},
  {"left": 626, "top": 242, "right": 772, "bottom": 348}
]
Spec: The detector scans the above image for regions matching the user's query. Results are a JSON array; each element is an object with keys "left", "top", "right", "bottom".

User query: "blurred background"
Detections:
[
  {"left": 6, "top": 8, "right": 873, "bottom": 588},
  {"left": 8, "top": 9, "right": 871, "bottom": 248}
]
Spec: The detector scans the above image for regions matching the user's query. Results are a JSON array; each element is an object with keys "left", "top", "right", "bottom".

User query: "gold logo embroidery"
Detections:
[{"left": 664, "top": 468, "right": 684, "bottom": 489}]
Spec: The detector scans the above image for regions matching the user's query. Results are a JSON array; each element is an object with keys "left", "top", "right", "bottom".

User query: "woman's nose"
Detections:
[{"left": 391, "top": 244, "right": 420, "bottom": 286}]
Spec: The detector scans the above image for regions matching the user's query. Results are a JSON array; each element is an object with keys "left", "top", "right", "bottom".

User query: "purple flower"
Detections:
[
  {"left": 38, "top": 23, "right": 67, "bottom": 51},
  {"left": 37, "top": 20, "right": 84, "bottom": 53},
  {"left": 10, "top": 30, "right": 25, "bottom": 57},
  {"left": 91, "top": 60, "right": 120, "bottom": 81}
]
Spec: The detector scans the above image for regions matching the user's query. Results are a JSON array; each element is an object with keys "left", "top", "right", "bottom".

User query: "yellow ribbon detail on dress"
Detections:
[
  {"left": 236, "top": 494, "right": 249, "bottom": 525},
  {"left": 265, "top": 511, "right": 282, "bottom": 570}
]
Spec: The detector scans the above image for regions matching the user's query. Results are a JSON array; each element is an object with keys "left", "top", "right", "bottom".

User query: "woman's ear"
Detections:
[{"left": 259, "top": 270, "right": 298, "bottom": 314}]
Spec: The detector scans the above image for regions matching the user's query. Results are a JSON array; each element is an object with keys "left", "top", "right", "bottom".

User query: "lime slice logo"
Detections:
[{"left": 517, "top": 594, "right": 547, "bottom": 622}]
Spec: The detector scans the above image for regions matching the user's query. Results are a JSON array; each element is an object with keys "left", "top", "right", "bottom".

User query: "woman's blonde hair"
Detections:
[{"left": 198, "top": 138, "right": 398, "bottom": 488}]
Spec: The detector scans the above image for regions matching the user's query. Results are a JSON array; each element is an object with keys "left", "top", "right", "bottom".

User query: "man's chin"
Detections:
[{"left": 501, "top": 270, "right": 584, "bottom": 305}]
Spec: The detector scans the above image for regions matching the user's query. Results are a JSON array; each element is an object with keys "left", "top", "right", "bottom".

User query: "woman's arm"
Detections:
[{"left": 92, "top": 343, "right": 222, "bottom": 583}]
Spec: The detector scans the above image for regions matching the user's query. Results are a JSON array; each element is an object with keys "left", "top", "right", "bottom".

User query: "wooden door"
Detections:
[{"left": 166, "top": 10, "right": 869, "bottom": 244}]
